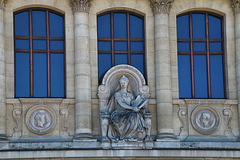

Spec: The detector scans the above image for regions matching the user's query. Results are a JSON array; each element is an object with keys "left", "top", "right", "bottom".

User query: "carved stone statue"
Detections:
[
  {"left": 107, "top": 75, "right": 150, "bottom": 141},
  {"left": 98, "top": 65, "right": 152, "bottom": 144}
]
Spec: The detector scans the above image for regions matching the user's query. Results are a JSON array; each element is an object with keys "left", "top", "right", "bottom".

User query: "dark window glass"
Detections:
[
  {"left": 98, "top": 54, "right": 111, "bottom": 80},
  {"left": 15, "top": 40, "right": 29, "bottom": 49},
  {"left": 32, "top": 11, "right": 46, "bottom": 37},
  {"left": 131, "top": 54, "right": 144, "bottom": 75},
  {"left": 177, "top": 12, "right": 225, "bottom": 99},
  {"left": 15, "top": 52, "right": 30, "bottom": 97},
  {"left": 178, "top": 55, "right": 192, "bottom": 98},
  {"left": 177, "top": 14, "right": 189, "bottom": 39},
  {"left": 130, "top": 15, "right": 143, "bottom": 38},
  {"left": 115, "top": 54, "right": 128, "bottom": 65},
  {"left": 209, "top": 15, "right": 222, "bottom": 39},
  {"left": 192, "top": 14, "right": 206, "bottom": 39},
  {"left": 14, "top": 11, "right": 29, "bottom": 36},
  {"left": 114, "top": 13, "right": 127, "bottom": 38},
  {"left": 33, "top": 40, "right": 46, "bottom": 50},
  {"left": 131, "top": 42, "right": 144, "bottom": 51},
  {"left": 33, "top": 53, "right": 47, "bottom": 97},
  {"left": 98, "top": 11, "right": 145, "bottom": 82},
  {"left": 49, "top": 12, "right": 63, "bottom": 37},
  {"left": 97, "top": 14, "right": 111, "bottom": 38},
  {"left": 51, "top": 53, "right": 64, "bottom": 97},
  {"left": 14, "top": 9, "right": 65, "bottom": 98},
  {"left": 210, "top": 55, "right": 224, "bottom": 98}
]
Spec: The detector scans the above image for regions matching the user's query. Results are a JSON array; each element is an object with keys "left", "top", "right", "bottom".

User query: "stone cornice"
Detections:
[
  {"left": 0, "top": 0, "right": 7, "bottom": 9},
  {"left": 232, "top": 0, "right": 240, "bottom": 14},
  {"left": 70, "top": 0, "right": 92, "bottom": 13},
  {"left": 150, "top": 0, "right": 174, "bottom": 14}
]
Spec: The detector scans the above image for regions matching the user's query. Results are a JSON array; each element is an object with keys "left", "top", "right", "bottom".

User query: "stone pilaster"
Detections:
[
  {"left": 232, "top": 0, "right": 240, "bottom": 140},
  {"left": 0, "top": 0, "right": 7, "bottom": 141},
  {"left": 70, "top": 0, "right": 95, "bottom": 140},
  {"left": 150, "top": 0, "right": 176, "bottom": 140}
]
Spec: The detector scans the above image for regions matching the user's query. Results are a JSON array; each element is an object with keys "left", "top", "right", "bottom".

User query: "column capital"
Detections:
[
  {"left": 150, "top": 0, "right": 174, "bottom": 14},
  {"left": 70, "top": 0, "right": 92, "bottom": 13},
  {"left": 232, "top": 0, "right": 240, "bottom": 14},
  {"left": 0, "top": 0, "right": 7, "bottom": 9}
]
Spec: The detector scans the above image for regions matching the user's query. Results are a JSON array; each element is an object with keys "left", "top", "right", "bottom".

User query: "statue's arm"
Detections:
[{"left": 115, "top": 92, "right": 138, "bottom": 111}]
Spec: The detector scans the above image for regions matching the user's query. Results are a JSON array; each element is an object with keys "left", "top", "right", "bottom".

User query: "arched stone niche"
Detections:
[{"left": 98, "top": 65, "right": 152, "bottom": 144}]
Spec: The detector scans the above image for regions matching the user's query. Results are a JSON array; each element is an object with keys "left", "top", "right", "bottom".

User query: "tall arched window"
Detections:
[
  {"left": 97, "top": 11, "right": 145, "bottom": 82},
  {"left": 177, "top": 12, "right": 225, "bottom": 99},
  {"left": 14, "top": 8, "right": 65, "bottom": 98}
]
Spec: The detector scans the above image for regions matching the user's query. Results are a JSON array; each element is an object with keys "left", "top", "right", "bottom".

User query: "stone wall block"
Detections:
[
  {"left": 156, "top": 89, "right": 172, "bottom": 103},
  {"left": 75, "top": 76, "right": 91, "bottom": 90},
  {"left": 75, "top": 37, "right": 89, "bottom": 51},
  {"left": 75, "top": 89, "right": 91, "bottom": 102}
]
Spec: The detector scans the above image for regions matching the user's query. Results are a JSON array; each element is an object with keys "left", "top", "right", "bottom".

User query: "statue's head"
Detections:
[{"left": 119, "top": 75, "right": 129, "bottom": 89}]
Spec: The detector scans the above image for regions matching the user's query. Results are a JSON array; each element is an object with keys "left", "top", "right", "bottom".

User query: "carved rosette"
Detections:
[
  {"left": 232, "top": 0, "right": 240, "bottom": 14},
  {"left": 191, "top": 106, "right": 220, "bottom": 135},
  {"left": 0, "top": 0, "right": 7, "bottom": 9},
  {"left": 70, "top": 0, "right": 92, "bottom": 13},
  {"left": 150, "top": 0, "right": 174, "bottom": 14},
  {"left": 25, "top": 105, "right": 56, "bottom": 135}
]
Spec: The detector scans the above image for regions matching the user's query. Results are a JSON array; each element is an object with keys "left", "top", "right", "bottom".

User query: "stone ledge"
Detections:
[{"left": 173, "top": 99, "right": 238, "bottom": 105}]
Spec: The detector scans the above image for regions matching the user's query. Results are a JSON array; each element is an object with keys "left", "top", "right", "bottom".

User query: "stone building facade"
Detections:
[{"left": 0, "top": 0, "right": 240, "bottom": 159}]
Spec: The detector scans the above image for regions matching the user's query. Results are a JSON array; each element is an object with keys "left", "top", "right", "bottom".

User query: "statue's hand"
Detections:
[{"left": 133, "top": 106, "right": 139, "bottom": 112}]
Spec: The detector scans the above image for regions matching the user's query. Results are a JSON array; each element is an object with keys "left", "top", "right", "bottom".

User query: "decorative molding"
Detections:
[
  {"left": 223, "top": 108, "right": 234, "bottom": 137},
  {"left": 12, "top": 104, "right": 22, "bottom": 138},
  {"left": 70, "top": 0, "right": 92, "bottom": 13},
  {"left": 0, "top": 0, "right": 7, "bottom": 9},
  {"left": 150, "top": 0, "right": 174, "bottom": 14},
  {"left": 232, "top": 0, "right": 240, "bottom": 14}
]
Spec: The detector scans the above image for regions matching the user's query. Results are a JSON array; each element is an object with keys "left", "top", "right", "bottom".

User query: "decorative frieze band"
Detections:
[
  {"left": 0, "top": 0, "right": 7, "bottom": 9},
  {"left": 232, "top": 0, "right": 240, "bottom": 14},
  {"left": 70, "top": 0, "right": 92, "bottom": 13},
  {"left": 150, "top": 0, "right": 174, "bottom": 14}
]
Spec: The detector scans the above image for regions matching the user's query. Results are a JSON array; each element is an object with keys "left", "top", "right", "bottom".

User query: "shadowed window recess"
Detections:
[
  {"left": 177, "top": 12, "right": 225, "bottom": 99},
  {"left": 14, "top": 9, "right": 65, "bottom": 98},
  {"left": 97, "top": 11, "right": 145, "bottom": 82}
]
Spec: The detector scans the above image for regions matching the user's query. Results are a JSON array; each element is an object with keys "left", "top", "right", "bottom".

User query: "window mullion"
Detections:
[
  {"left": 111, "top": 12, "right": 114, "bottom": 66},
  {"left": 29, "top": 9, "right": 33, "bottom": 97},
  {"left": 206, "top": 13, "right": 211, "bottom": 98},
  {"left": 127, "top": 12, "right": 130, "bottom": 65},
  {"left": 46, "top": 10, "right": 51, "bottom": 97},
  {"left": 189, "top": 13, "right": 195, "bottom": 98}
]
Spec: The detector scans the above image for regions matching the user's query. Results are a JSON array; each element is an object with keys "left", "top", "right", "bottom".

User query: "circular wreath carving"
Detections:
[
  {"left": 191, "top": 105, "right": 220, "bottom": 135},
  {"left": 25, "top": 105, "right": 56, "bottom": 135}
]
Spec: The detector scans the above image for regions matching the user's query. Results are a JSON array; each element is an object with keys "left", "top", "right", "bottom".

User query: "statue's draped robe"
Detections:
[{"left": 107, "top": 91, "right": 147, "bottom": 139}]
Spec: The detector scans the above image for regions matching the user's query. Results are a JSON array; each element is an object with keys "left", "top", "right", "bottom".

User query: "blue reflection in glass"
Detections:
[
  {"left": 114, "top": 13, "right": 127, "bottom": 38},
  {"left": 177, "top": 14, "right": 189, "bottom": 39},
  {"left": 98, "top": 14, "right": 111, "bottom": 38},
  {"left": 98, "top": 41, "right": 111, "bottom": 51},
  {"left": 193, "top": 42, "right": 206, "bottom": 52},
  {"left": 49, "top": 12, "right": 63, "bottom": 37},
  {"left": 98, "top": 54, "right": 111, "bottom": 80},
  {"left": 33, "top": 40, "right": 47, "bottom": 50},
  {"left": 192, "top": 14, "right": 206, "bottom": 39},
  {"left": 177, "top": 42, "right": 190, "bottom": 52},
  {"left": 131, "top": 42, "right": 144, "bottom": 51},
  {"left": 15, "top": 11, "right": 29, "bottom": 36},
  {"left": 131, "top": 54, "right": 144, "bottom": 75},
  {"left": 16, "top": 52, "right": 30, "bottom": 97},
  {"left": 114, "top": 42, "right": 127, "bottom": 51},
  {"left": 209, "top": 15, "right": 222, "bottom": 39},
  {"left": 130, "top": 15, "right": 143, "bottom": 38},
  {"left": 33, "top": 53, "right": 47, "bottom": 97},
  {"left": 51, "top": 53, "right": 65, "bottom": 97},
  {"left": 50, "top": 41, "right": 64, "bottom": 50},
  {"left": 210, "top": 42, "right": 222, "bottom": 52},
  {"left": 178, "top": 55, "right": 192, "bottom": 98},
  {"left": 15, "top": 40, "right": 29, "bottom": 49},
  {"left": 210, "top": 55, "right": 224, "bottom": 98},
  {"left": 32, "top": 11, "right": 46, "bottom": 37},
  {"left": 115, "top": 54, "right": 127, "bottom": 65},
  {"left": 194, "top": 55, "right": 208, "bottom": 98}
]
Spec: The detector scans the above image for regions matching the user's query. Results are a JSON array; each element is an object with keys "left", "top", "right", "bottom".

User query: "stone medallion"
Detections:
[
  {"left": 191, "top": 106, "right": 220, "bottom": 135},
  {"left": 25, "top": 105, "right": 56, "bottom": 134}
]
